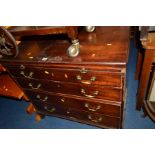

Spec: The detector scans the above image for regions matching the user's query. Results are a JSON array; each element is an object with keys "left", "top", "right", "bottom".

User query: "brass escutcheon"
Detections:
[{"left": 20, "top": 64, "right": 25, "bottom": 70}]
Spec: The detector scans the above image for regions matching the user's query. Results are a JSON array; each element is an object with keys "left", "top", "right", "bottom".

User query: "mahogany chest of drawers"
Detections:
[{"left": 0, "top": 26, "right": 130, "bottom": 128}]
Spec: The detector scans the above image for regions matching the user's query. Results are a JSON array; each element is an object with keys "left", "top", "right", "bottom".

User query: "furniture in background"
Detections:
[
  {"left": 136, "top": 27, "right": 155, "bottom": 121},
  {"left": 135, "top": 27, "right": 155, "bottom": 81},
  {"left": 7, "top": 26, "right": 95, "bottom": 58},
  {"left": 0, "top": 27, "right": 28, "bottom": 107},
  {"left": 145, "top": 66, "right": 155, "bottom": 121},
  {"left": 0, "top": 64, "right": 24, "bottom": 99},
  {"left": 0, "top": 26, "right": 130, "bottom": 128}
]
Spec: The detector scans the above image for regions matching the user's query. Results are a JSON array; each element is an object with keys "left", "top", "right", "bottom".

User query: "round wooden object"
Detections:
[{"left": 0, "top": 26, "right": 18, "bottom": 58}]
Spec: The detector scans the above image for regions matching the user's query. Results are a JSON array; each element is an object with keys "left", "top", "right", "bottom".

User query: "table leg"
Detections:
[
  {"left": 135, "top": 48, "right": 143, "bottom": 80},
  {"left": 36, "top": 113, "right": 45, "bottom": 122},
  {"left": 136, "top": 49, "right": 154, "bottom": 110},
  {"left": 23, "top": 94, "right": 29, "bottom": 101},
  {"left": 26, "top": 103, "right": 36, "bottom": 114}
]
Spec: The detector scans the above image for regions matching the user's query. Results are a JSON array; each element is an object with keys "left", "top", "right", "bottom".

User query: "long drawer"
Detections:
[
  {"left": 25, "top": 89, "right": 121, "bottom": 117},
  {"left": 32, "top": 100, "right": 121, "bottom": 128},
  {"left": 16, "top": 78, "right": 122, "bottom": 102},
  {"left": 7, "top": 65, "right": 123, "bottom": 87}
]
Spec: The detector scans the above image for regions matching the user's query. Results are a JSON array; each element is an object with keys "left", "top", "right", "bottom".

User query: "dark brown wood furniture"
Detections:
[
  {"left": 6, "top": 26, "right": 95, "bottom": 58},
  {"left": 0, "top": 26, "right": 130, "bottom": 128},
  {"left": 7, "top": 26, "right": 79, "bottom": 40},
  {"left": 0, "top": 72, "right": 24, "bottom": 99},
  {"left": 135, "top": 27, "right": 155, "bottom": 123},
  {"left": 136, "top": 27, "right": 155, "bottom": 111},
  {"left": 144, "top": 66, "right": 155, "bottom": 121},
  {"left": 0, "top": 64, "right": 24, "bottom": 99},
  {"left": 0, "top": 27, "right": 26, "bottom": 100}
]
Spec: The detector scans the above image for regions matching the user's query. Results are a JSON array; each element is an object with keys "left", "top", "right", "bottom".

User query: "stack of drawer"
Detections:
[
  {"left": 1, "top": 27, "right": 129, "bottom": 128},
  {"left": 5, "top": 64, "right": 124, "bottom": 128}
]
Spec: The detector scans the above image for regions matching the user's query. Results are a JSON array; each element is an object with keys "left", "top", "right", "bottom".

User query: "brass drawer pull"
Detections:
[
  {"left": 84, "top": 103, "right": 101, "bottom": 112},
  {"left": 28, "top": 83, "right": 42, "bottom": 90},
  {"left": 36, "top": 95, "right": 48, "bottom": 102},
  {"left": 44, "top": 106, "right": 55, "bottom": 113},
  {"left": 20, "top": 71, "right": 34, "bottom": 78},
  {"left": 81, "top": 89, "right": 99, "bottom": 98},
  {"left": 76, "top": 75, "right": 96, "bottom": 84},
  {"left": 88, "top": 115, "right": 102, "bottom": 123},
  {"left": 80, "top": 68, "right": 88, "bottom": 74}
]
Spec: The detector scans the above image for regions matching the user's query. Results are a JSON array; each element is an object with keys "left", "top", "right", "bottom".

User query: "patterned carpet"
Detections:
[{"left": 0, "top": 39, "right": 154, "bottom": 129}]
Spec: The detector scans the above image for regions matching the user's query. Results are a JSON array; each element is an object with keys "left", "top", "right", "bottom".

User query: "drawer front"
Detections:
[
  {"left": 7, "top": 65, "right": 122, "bottom": 87},
  {"left": 25, "top": 90, "right": 121, "bottom": 117},
  {"left": 17, "top": 78, "right": 122, "bottom": 102},
  {"left": 32, "top": 101, "right": 121, "bottom": 128},
  {"left": 67, "top": 108, "right": 121, "bottom": 128}
]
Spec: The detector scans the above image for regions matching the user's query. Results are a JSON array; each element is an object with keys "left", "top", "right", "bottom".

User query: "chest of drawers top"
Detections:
[{"left": 1, "top": 26, "right": 130, "bottom": 65}]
